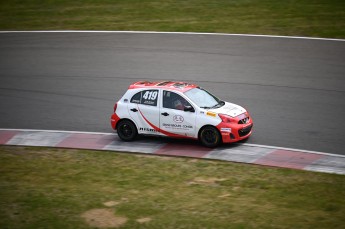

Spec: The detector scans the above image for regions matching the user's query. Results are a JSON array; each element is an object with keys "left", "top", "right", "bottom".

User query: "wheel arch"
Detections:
[
  {"left": 198, "top": 124, "right": 223, "bottom": 143},
  {"left": 116, "top": 118, "right": 138, "bottom": 131}
]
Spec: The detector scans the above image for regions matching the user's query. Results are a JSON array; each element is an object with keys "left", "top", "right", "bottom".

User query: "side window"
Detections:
[
  {"left": 163, "top": 91, "right": 191, "bottom": 110},
  {"left": 142, "top": 90, "right": 158, "bottom": 106},
  {"left": 130, "top": 91, "right": 141, "bottom": 104},
  {"left": 131, "top": 90, "right": 158, "bottom": 106}
]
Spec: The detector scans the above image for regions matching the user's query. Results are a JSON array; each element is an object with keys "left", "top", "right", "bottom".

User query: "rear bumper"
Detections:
[{"left": 110, "top": 113, "right": 121, "bottom": 130}]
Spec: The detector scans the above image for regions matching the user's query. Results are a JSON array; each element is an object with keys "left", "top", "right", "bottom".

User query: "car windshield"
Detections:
[{"left": 184, "top": 87, "right": 224, "bottom": 109}]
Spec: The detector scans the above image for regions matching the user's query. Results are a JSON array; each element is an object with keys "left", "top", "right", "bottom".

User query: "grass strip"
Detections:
[
  {"left": 0, "top": 145, "right": 344, "bottom": 228},
  {"left": 0, "top": 0, "right": 344, "bottom": 38}
]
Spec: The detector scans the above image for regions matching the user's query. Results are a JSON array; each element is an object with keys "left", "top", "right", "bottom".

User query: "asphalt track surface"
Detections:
[{"left": 0, "top": 32, "right": 344, "bottom": 155}]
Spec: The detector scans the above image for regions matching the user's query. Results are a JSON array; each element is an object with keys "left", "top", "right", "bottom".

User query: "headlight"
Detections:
[{"left": 218, "top": 114, "right": 234, "bottom": 123}]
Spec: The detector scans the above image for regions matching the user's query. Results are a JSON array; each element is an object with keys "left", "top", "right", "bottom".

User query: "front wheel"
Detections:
[
  {"left": 117, "top": 120, "right": 137, "bottom": 141},
  {"left": 199, "top": 126, "right": 222, "bottom": 148}
]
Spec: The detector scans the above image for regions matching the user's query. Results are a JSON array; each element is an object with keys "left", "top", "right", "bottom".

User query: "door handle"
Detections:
[
  {"left": 161, "top": 112, "right": 169, "bottom": 116},
  {"left": 130, "top": 108, "right": 138, "bottom": 112}
]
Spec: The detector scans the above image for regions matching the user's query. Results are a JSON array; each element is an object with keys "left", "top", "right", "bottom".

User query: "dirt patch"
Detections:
[
  {"left": 188, "top": 177, "right": 226, "bottom": 186},
  {"left": 103, "top": 201, "right": 119, "bottom": 207},
  {"left": 81, "top": 209, "right": 127, "bottom": 228},
  {"left": 218, "top": 193, "right": 231, "bottom": 198},
  {"left": 232, "top": 186, "right": 241, "bottom": 191},
  {"left": 136, "top": 217, "right": 152, "bottom": 223}
]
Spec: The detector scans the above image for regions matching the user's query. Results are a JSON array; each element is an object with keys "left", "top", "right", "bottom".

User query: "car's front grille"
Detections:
[
  {"left": 238, "top": 124, "right": 253, "bottom": 137},
  {"left": 238, "top": 117, "right": 250, "bottom": 124}
]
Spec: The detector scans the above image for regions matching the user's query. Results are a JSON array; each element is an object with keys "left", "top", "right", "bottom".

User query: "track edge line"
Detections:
[{"left": 0, "top": 30, "right": 344, "bottom": 42}]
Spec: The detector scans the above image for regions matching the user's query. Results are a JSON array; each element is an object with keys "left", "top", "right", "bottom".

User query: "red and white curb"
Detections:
[{"left": 1, "top": 129, "right": 344, "bottom": 175}]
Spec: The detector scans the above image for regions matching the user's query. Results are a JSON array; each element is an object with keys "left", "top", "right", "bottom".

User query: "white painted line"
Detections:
[
  {"left": 0, "top": 30, "right": 344, "bottom": 42},
  {"left": 1, "top": 128, "right": 344, "bottom": 158},
  {"left": 0, "top": 128, "right": 115, "bottom": 135},
  {"left": 241, "top": 143, "right": 345, "bottom": 158}
]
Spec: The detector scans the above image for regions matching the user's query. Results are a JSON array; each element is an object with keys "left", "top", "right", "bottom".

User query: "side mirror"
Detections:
[{"left": 184, "top": 105, "right": 195, "bottom": 112}]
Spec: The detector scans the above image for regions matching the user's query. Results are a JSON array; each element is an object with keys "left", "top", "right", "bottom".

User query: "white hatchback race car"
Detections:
[{"left": 111, "top": 81, "right": 253, "bottom": 147}]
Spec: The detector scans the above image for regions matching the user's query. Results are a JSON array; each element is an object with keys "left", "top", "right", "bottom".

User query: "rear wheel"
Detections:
[
  {"left": 117, "top": 120, "right": 137, "bottom": 141},
  {"left": 199, "top": 126, "right": 221, "bottom": 148}
]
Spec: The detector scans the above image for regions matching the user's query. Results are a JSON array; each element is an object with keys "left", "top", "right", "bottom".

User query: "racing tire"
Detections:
[
  {"left": 117, "top": 120, "right": 138, "bottom": 141},
  {"left": 199, "top": 126, "right": 222, "bottom": 148}
]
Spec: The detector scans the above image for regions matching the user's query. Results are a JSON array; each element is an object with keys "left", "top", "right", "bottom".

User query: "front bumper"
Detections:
[{"left": 216, "top": 117, "right": 253, "bottom": 143}]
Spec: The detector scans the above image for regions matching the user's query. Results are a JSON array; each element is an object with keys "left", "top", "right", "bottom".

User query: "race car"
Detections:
[{"left": 110, "top": 81, "right": 253, "bottom": 147}]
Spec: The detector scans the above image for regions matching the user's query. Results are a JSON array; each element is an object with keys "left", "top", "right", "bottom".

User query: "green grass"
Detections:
[
  {"left": 0, "top": 146, "right": 344, "bottom": 228},
  {"left": 0, "top": 0, "right": 344, "bottom": 38}
]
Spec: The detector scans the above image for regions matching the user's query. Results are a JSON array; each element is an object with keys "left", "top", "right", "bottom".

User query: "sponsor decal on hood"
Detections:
[{"left": 210, "top": 102, "right": 246, "bottom": 118}]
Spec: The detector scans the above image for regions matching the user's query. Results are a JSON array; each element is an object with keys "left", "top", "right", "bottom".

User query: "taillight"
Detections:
[
  {"left": 114, "top": 103, "right": 118, "bottom": 113},
  {"left": 218, "top": 114, "right": 233, "bottom": 123}
]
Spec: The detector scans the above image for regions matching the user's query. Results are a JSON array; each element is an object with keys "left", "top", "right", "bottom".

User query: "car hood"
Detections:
[{"left": 209, "top": 102, "right": 246, "bottom": 118}]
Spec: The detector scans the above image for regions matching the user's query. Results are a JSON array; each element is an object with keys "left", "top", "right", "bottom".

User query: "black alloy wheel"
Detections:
[
  {"left": 117, "top": 120, "right": 137, "bottom": 141},
  {"left": 199, "top": 126, "right": 221, "bottom": 147}
]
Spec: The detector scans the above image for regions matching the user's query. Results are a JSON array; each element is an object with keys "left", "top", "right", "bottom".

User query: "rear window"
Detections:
[{"left": 130, "top": 91, "right": 141, "bottom": 104}]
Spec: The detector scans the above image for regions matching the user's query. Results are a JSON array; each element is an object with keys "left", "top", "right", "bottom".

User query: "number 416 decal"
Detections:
[{"left": 143, "top": 90, "right": 158, "bottom": 100}]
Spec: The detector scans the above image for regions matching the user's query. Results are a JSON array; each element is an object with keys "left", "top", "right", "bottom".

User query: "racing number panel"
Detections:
[{"left": 128, "top": 89, "right": 162, "bottom": 135}]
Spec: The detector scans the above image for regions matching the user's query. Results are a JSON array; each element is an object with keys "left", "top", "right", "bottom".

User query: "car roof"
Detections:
[{"left": 128, "top": 81, "right": 199, "bottom": 92}]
